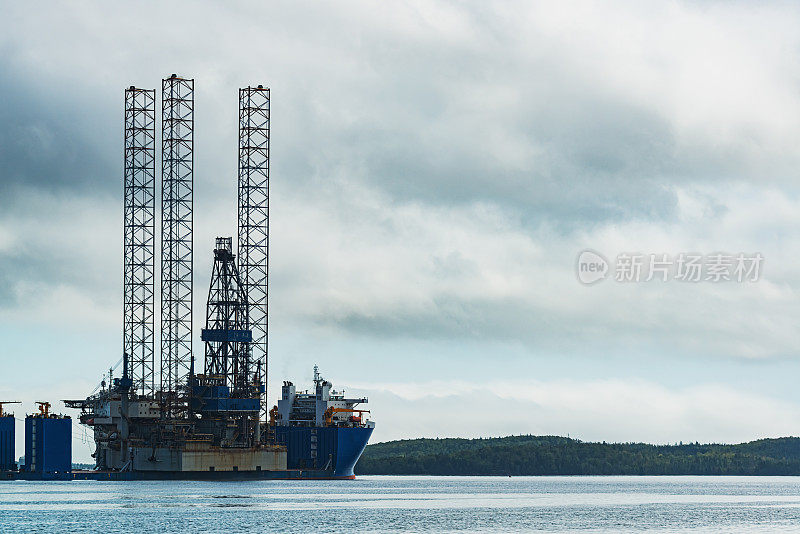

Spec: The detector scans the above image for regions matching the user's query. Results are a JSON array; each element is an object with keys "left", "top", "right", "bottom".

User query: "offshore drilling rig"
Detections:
[{"left": 63, "top": 75, "right": 373, "bottom": 479}]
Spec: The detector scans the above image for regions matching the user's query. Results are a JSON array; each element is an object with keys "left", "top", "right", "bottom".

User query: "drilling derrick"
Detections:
[
  {"left": 161, "top": 75, "right": 194, "bottom": 404},
  {"left": 196, "top": 237, "right": 261, "bottom": 447},
  {"left": 123, "top": 87, "right": 156, "bottom": 396},
  {"left": 201, "top": 237, "right": 251, "bottom": 391},
  {"left": 238, "top": 86, "right": 270, "bottom": 418}
]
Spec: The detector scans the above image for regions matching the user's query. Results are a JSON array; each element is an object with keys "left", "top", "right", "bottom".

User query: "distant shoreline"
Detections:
[{"left": 355, "top": 435, "right": 800, "bottom": 476}]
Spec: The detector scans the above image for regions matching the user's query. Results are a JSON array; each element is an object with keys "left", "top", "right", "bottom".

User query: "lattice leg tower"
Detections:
[
  {"left": 238, "top": 86, "right": 270, "bottom": 417},
  {"left": 123, "top": 87, "right": 156, "bottom": 396},
  {"left": 161, "top": 75, "right": 194, "bottom": 398}
]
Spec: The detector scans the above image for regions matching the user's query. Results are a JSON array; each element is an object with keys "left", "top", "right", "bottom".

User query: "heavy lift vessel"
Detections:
[{"left": 56, "top": 75, "right": 373, "bottom": 480}]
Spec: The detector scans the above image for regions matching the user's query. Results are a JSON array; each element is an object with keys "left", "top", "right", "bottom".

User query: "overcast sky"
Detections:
[{"left": 2, "top": 1, "right": 800, "bottom": 461}]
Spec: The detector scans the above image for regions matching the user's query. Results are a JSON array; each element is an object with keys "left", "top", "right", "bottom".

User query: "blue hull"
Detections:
[{"left": 275, "top": 426, "right": 374, "bottom": 478}]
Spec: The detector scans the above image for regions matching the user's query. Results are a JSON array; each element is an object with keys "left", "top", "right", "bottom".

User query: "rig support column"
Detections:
[
  {"left": 123, "top": 86, "right": 156, "bottom": 396},
  {"left": 161, "top": 75, "right": 194, "bottom": 398},
  {"left": 238, "top": 86, "right": 270, "bottom": 419}
]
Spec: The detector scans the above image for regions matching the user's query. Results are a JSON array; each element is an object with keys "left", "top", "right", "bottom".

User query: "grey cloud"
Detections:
[
  {"left": 0, "top": 73, "right": 118, "bottom": 196},
  {"left": 306, "top": 287, "right": 798, "bottom": 361},
  {"left": 0, "top": 1, "right": 786, "bottom": 227},
  {"left": 328, "top": 97, "right": 681, "bottom": 227}
]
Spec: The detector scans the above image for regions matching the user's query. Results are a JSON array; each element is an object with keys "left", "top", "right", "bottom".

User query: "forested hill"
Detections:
[{"left": 355, "top": 435, "right": 800, "bottom": 476}]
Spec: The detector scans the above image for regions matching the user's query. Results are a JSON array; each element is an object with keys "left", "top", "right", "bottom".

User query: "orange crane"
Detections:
[
  {"left": 269, "top": 405, "right": 279, "bottom": 426},
  {"left": 0, "top": 401, "right": 20, "bottom": 417},
  {"left": 324, "top": 407, "right": 370, "bottom": 426},
  {"left": 35, "top": 402, "right": 51, "bottom": 417}
]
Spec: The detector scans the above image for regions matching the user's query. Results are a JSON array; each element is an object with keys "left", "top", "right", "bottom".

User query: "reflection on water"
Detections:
[{"left": 2, "top": 476, "right": 800, "bottom": 532}]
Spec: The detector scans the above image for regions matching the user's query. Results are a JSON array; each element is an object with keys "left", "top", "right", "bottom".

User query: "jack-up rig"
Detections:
[{"left": 56, "top": 75, "right": 374, "bottom": 480}]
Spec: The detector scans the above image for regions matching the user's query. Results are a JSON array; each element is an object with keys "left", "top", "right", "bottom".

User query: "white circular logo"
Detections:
[{"left": 576, "top": 249, "right": 609, "bottom": 285}]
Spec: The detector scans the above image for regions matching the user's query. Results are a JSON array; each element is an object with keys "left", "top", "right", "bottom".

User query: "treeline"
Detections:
[{"left": 355, "top": 435, "right": 800, "bottom": 476}]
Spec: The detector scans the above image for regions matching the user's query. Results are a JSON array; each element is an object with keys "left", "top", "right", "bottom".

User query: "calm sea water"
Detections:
[{"left": 2, "top": 476, "right": 800, "bottom": 533}]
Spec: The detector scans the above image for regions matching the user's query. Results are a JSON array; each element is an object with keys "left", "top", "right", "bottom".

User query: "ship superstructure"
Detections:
[
  {"left": 59, "top": 74, "right": 373, "bottom": 480},
  {"left": 273, "top": 366, "right": 374, "bottom": 474}
]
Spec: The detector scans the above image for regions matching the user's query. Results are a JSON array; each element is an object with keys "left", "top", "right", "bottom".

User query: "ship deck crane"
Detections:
[
  {"left": 35, "top": 402, "right": 51, "bottom": 417},
  {"left": 324, "top": 407, "right": 370, "bottom": 426},
  {"left": 0, "top": 401, "right": 21, "bottom": 417}
]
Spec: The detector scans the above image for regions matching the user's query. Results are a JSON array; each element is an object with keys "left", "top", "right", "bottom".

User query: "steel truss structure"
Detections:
[
  {"left": 201, "top": 237, "right": 255, "bottom": 395},
  {"left": 237, "top": 86, "right": 270, "bottom": 414},
  {"left": 123, "top": 87, "right": 156, "bottom": 396},
  {"left": 160, "top": 75, "right": 194, "bottom": 396}
]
